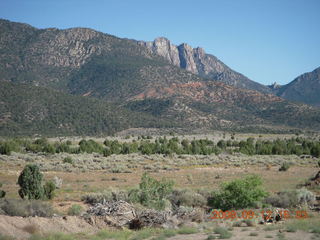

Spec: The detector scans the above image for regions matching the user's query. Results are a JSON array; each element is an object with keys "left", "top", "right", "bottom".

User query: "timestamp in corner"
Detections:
[{"left": 210, "top": 209, "right": 309, "bottom": 220}]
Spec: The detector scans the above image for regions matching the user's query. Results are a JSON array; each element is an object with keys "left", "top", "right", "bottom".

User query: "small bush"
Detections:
[
  {"left": 276, "top": 232, "right": 285, "bottom": 240},
  {"left": 0, "top": 142, "right": 13, "bottom": 155},
  {"left": 53, "top": 176, "right": 63, "bottom": 189},
  {"left": 43, "top": 180, "right": 56, "bottom": 200},
  {"left": 209, "top": 175, "right": 268, "bottom": 210},
  {"left": 176, "top": 227, "right": 198, "bottom": 234},
  {"left": 129, "top": 173, "right": 174, "bottom": 210},
  {"left": 63, "top": 157, "right": 74, "bottom": 164},
  {"left": 67, "top": 204, "right": 83, "bottom": 216},
  {"left": 286, "top": 225, "right": 297, "bottom": 232},
  {"left": 279, "top": 162, "right": 290, "bottom": 171},
  {"left": 213, "top": 226, "right": 232, "bottom": 239},
  {"left": 249, "top": 232, "right": 259, "bottom": 236},
  {"left": 169, "top": 189, "right": 207, "bottom": 207}
]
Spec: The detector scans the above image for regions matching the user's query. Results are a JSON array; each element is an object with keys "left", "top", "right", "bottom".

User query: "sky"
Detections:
[{"left": 1, "top": 0, "right": 320, "bottom": 85}]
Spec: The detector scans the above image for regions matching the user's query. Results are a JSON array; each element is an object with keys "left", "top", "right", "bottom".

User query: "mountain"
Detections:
[
  {"left": 0, "top": 81, "right": 175, "bottom": 136},
  {"left": 138, "top": 37, "right": 271, "bottom": 93},
  {"left": 271, "top": 67, "right": 320, "bottom": 106},
  {"left": 1, "top": 19, "right": 320, "bottom": 135}
]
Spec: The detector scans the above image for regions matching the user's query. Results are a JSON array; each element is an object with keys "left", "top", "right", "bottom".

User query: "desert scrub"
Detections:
[
  {"left": 169, "top": 189, "right": 207, "bottom": 207},
  {"left": 67, "top": 204, "right": 83, "bottom": 216},
  {"left": 95, "top": 229, "right": 132, "bottom": 240},
  {"left": 276, "top": 232, "right": 286, "bottom": 240},
  {"left": 213, "top": 226, "right": 232, "bottom": 239},
  {"left": 0, "top": 199, "right": 53, "bottom": 217},
  {"left": 265, "top": 188, "right": 315, "bottom": 208},
  {"left": 284, "top": 219, "right": 320, "bottom": 233},
  {"left": 63, "top": 157, "right": 74, "bottom": 164},
  {"left": 129, "top": 173, "right": 174, "bottom": 210},
  {"left": 279, "top": 162, "right": 290, "bottom": 171},
  {"left": 176, "top": 226, "right": 198, "bottom": 234}
]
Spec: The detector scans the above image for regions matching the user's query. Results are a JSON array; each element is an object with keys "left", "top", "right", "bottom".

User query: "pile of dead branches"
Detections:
[{"left": 86, "top": 200, "right": 136, "bottom": 227}]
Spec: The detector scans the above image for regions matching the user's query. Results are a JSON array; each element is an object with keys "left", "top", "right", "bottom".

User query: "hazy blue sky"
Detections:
[{"left": 1, "top": 0, "right": 319, "bottom": 85}]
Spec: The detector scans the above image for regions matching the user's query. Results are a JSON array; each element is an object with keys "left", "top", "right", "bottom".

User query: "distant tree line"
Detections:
[{"left": 0, "top": 136, "right": 320, "bottom": 158}]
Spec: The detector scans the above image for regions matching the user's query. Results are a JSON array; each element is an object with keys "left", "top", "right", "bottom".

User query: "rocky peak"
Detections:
[
  {"left": 150, "top": 37, "right": 180, "bottom": 66},
  {"left": 139, "top": 37, "right": 271, "bottom": 93}
]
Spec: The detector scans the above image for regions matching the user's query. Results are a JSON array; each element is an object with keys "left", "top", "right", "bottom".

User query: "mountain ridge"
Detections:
[
  {"left": 272, "top": 67, "right": 320, "bottom": 106},
  {"left": 1, "top": 19, "right": 320, "bottom": 135}
]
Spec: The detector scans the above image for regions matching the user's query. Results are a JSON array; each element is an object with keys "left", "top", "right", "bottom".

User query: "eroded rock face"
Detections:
[
  {"left": 139, "top": 37, "right": 271, "bottom": 93},
  {"left": 149, "top": 37, "right": 180, "bottom": 67},
  {"left": 27, "top": 28, "right": 103, "bottom": 68}
]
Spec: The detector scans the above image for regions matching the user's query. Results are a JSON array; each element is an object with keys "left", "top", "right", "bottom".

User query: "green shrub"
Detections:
[
  {"left": 0, "top": 199, "right": 53, "bottom": 217},
  {"left": 67, "top": 204, "right": 83, "bottom": 216},
  {"left": 63, "top": 157, "right": 74, "bottom": 164},
  {"left": 18, "top": 164, "right": 44, "bottom": 200},
  {"left": 0, "top": 142, "right": 13, "bottom": 155},
  {"left": 42, "top": 144, "right": 56, "bottom": 154},
  {"left": 103, "top": 147, "right": 112, "bottom": 157},
  {"left": 43, "top": 181, "right": 56, "bottom": 200},
  {"left": 55, "top": 143, "right": 72, "bottom": 153},
  {"left": 129, "top": 173, "right": 174, "bottom": 210},
  {"left": 79, "top": 139, "right": 104, "bottom": 153},
  {"left": 209, "top": 175, "right": 268, "bottom": 210}
]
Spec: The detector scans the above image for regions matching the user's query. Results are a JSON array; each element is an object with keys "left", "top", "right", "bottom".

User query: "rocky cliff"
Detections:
[{"left": 138, "top": 37, "right": 271, "bottom": 93}]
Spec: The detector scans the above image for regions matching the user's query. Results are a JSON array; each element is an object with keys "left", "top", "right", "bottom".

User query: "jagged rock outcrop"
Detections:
[
  {"left": 139, "top": 37, "right": 271, "bottom": 93},
  {"left": 144, "top": 37, "right": 180, "bottom": 66}
]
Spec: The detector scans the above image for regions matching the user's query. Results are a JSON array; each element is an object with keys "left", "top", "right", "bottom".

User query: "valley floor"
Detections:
[{"left": 0, "top": 133, "right": 319, "bottom": 240}]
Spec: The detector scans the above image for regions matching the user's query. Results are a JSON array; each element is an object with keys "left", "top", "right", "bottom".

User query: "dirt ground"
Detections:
[
  {"left": 0, "top": 215, "right": 99, "bottom": 240},
  {"left": 1, "top": 214, "right": 319, "bottom": 240}
]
